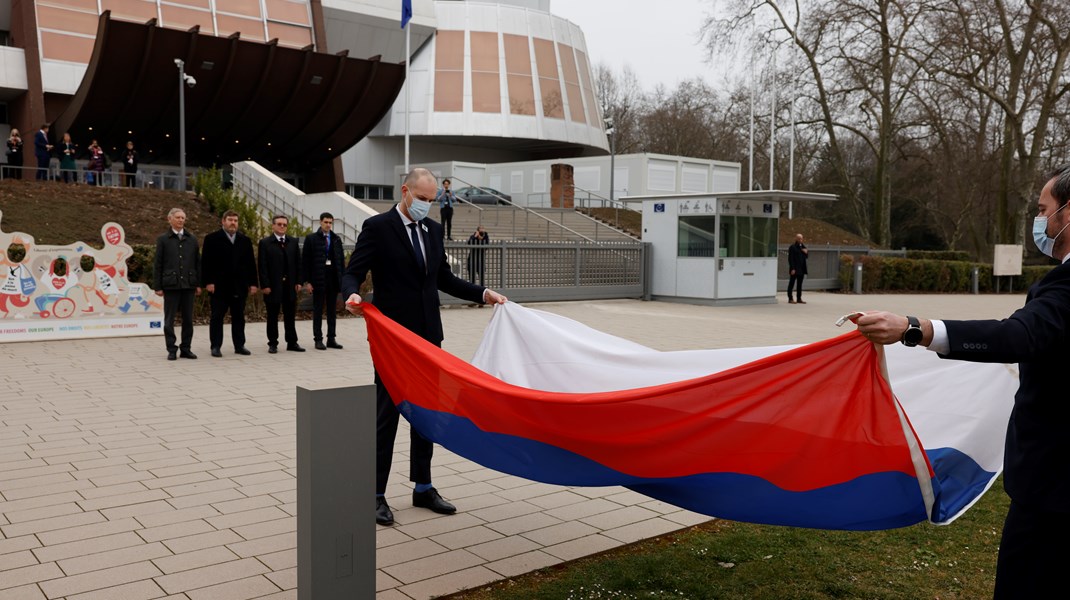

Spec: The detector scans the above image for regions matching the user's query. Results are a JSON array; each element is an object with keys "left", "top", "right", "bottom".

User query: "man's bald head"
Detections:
[{"left": 403, "top": 168, "right": 438, "bottom": 189}]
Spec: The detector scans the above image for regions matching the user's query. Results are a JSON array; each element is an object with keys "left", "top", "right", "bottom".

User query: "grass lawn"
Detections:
[{"left": 451, "top": 480, "right": 1007, "bottom": 600}]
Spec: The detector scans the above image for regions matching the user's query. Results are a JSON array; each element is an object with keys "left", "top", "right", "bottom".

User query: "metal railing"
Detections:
[
  {"left": 447, "top": 176, "right": 602, "bottom": 243},
  {"left": 232, "top": 162, "right": 362, "bottom": 246},
  {"left": 523, "top": 186, "right": 640, "bottom": 240},
  {"left": 776, "top": 245, "right": 906, "bottom": 291},
  {"left": 0, "top": 163, "right": 191, "bottom": 190},
  {"left": 439, "top": 239, "right": 648, "bottom": 304}
]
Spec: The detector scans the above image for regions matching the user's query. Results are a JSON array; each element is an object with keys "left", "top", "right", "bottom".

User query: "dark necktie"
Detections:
[{"left": 408, "top": 223, "right": 426, "bottom": 273}]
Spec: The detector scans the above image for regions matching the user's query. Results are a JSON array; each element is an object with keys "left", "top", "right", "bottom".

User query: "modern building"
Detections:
[{"left": 0, "top": 0, "right": 616, "bottom": 192}]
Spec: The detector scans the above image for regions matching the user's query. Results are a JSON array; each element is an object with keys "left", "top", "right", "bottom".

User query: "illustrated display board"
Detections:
[
  {"left": 993, "top": 244, "right": 1023, "bottom": 276},
  {"left": 0, "top": 211, "right": 163, "bottom": 342}
]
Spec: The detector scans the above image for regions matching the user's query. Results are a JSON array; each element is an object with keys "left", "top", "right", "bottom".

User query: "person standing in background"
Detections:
[
  {"left": 258, "top": 215, "right": 304, "bottom": 353},
  {"left": 303, "top": 212, "right": 345, "bottom": 351},
  {"left": 787, "top": 233, "right": 808, "bottom": 304},
  {"left": 6, "top": 129, "right": 24, "bottom": 179},
  {"left": 436, "top": 178, "right": 456, "bottom": 240},
  {"left": 58, "top": 133, "right": 77, "bottom": 184},
  {"left": 34, "top": 124, "right": 52, "bottom": 181},
  {"left": 121, "top": 141, "right": 139, "bottom": 187},
  {"left": 202, "top": 210, "right": 258, "bottom": 357},
  {"left": 466, "top": 225, "right": 489, "bottom": 286}
]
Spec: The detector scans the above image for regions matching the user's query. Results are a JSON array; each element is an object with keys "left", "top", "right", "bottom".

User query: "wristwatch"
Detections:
[{"left": 901, "top": 316, "right": 923, "bottom": 347}]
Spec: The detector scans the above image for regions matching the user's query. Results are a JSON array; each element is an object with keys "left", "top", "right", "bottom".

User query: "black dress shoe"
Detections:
[
  {"left": 286, "top": 344, "right": 305, "bottom": 352},
  {"left": 412, "top": 488, "right": 456, "bottom": 515},
  {"left": 314, "top": 341, "right": 327, "bottom": 350},
  {"left": 268, "top": 346, "right": 278, "bottom": 354},
  {"left": 376, "top": 497, "right": 394, "bottom": 526},
  {"left": 179, "top": 350, "right": 198, "bottom": 359},
  {"left": 210, "top": 348, "right": 222, "bottom": 358},
  {"left": 167, "top": 351, "right": 177, "bottom": 361},
  {"left": 326, "top": 340, "right": 344, "bottom": 349},
  {"left": 235, "top": 347, "right": 251, "bottom": 355}
]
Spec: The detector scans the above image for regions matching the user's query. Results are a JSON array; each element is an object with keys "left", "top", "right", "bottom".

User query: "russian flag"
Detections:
[{"left": 363, "top": 303, "right": 1015, "bottom": 531}]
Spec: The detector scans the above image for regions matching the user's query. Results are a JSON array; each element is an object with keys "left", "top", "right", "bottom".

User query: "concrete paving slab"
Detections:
[{"left": 0, "top": 292, "right": 1027, "bottom": 598}]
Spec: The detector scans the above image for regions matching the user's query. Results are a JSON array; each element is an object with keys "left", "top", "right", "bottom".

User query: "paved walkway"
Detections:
[{"left": 0, "top": 292, "right": 1026, "bottom": 599}]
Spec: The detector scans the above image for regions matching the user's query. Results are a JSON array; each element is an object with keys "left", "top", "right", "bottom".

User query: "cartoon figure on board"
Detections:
[
  {"left": 32, "top": 255, "right": 79, "bottom": 318},
  {"left": 0, "top": 236, "right": 37, "bottom": 318}
]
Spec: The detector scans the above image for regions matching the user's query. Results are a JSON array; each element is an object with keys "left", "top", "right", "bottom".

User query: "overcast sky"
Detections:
[{"left": 552, "top": 0, "right": 725, "bottom": 91}]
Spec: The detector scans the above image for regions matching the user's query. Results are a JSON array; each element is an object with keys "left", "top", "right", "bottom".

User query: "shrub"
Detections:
[
  {"left": 905, "top": 250, "right": 972, "bottom": 262},
  {"left": 840, "top": 254, "right": 1053, "bottom": 293}
]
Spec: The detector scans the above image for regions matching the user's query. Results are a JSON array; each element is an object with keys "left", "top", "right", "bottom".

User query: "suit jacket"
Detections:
[
  {"left": 34, "top": 130, "right": 50, "bottom": 161},
  {"left": 258, "top": 234, "right": 301, "bottom": 303},
  {"left": 788, "top": 243, "right": 808, "bottom": 275},
  {"left": 201, "top": 229, "right": 257, "bottom": 294},
  {"left": 153, "top": 230, "right": 200, "bottom": 290},
  {"left": 302, "top": 229, "right": 345, "bottom": 289},
  {"left": 341, "top": 206, "right": 485, "bottom": 345},
  {"left": 941, "top": 260, "right": 1070, "bottom": 512}
]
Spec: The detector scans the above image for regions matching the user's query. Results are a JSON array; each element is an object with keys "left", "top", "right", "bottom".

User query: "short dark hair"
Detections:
[
  {"left": 442, "top": 178, "right": 451, "bottom": 185},
  {"left": 1047, "top": 163, "right": 1070, "bottom": 208},
  {"left": 41, "top": 123, "right": 49, "bottom": 130},
  {"left": 319, "top": 212, "right": 334, "bottom": 221},
  {"left": 222, "top": 210, "right": 239, "bottom": 220},
  {"left": 272, "top": 215, "right": 288, "bottom": 224}
]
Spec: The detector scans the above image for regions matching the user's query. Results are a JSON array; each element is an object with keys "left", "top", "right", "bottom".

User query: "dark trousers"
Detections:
[
  {"left": 788, "top": 273, "right": 805, "bottom": 301},
  {"left": 374, "top": 371, "right": 433, "bottom": 495},
  {"left": 994, "top": 501, "right": 1068, "bottom": 599},
  {"left": 311, "top": 282, "right": 339, "bottom": 342},
  {"left": 35, "top": 156, "right": 49, "bottom": 180},
  {"left": 6, "top": 161, "right": 22, "bottom": 179},
  {"left": 209, "top": 290, "right": 248, "bottom": 350},
  {"left": 468, "top": 255, "right": 485, "bottom": 286},
  {"left": 163, "top": 289, "right": 195, "bottom": 351},
  {"left": 265, "top": 296, "right": 297, "bottom": 347},
  {"left": 441, "top": 206, "right": 454, "bottom": 239},
  {"left": 123, "top": 169, "right": 136, "bottom": 187}
]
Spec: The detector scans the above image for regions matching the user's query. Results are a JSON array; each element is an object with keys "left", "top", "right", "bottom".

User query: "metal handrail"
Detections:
[
  {"left": 0, "top": 163, "right": 191, "bottom": 190},
  {"left": 447, "top": 175, "right": 599, "bottom": 243}
]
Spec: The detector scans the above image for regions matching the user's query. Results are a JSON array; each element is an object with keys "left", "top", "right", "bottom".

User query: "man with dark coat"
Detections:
[
  {"left": 154, "top": 208, "right": 200, "bottom": 360},
  {"left": 856, "top": 163, "right": 1070, "bottom": 600},
  {"left": 201, "top": 210, "right": 258, "bottom": 357},
  {"left": 343, "top": 167, "right": 508, "bottom": 527},
  {"left": 787, "top": 233, "right": 808, "bottom": 304},
  {"left": 34, "top": 124, "right": 52, "bottom": 181},
  {"left": 258, "top": 214, "right": 304, "bottom": 353},
  {"left": 302, "top": 212, "right": 345, "bottom": 350}
]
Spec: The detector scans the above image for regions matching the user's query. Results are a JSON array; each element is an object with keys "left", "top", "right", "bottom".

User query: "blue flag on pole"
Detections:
[{"left": 401, "top": 0, "right": 412, "bottom": 28}]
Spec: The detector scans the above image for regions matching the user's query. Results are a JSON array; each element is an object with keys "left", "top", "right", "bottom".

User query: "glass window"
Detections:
[
  {"left": 381, "top": 186, "right": 393, "bottom": 201},
  {"left": 678, "top": 216, "right": 718, "bottom": 257},
  {"left": 719, "top": 216, "right": 778, "bottom": 258}
]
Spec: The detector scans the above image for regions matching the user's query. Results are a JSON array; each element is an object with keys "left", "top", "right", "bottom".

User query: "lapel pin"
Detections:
[{"left": 421, "top": 223, "right": 428, "bottom": 233}]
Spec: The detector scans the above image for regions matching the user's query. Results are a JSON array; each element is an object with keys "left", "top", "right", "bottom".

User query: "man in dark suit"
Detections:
[
  {"left": 34, "top": 124, "right": 52, "bottom": 181},
  {"left": 787, "top": 233, "right": 808, "bottom": 304},
  {"left": 201, "top": 210, "right": 258, "bottom": 357},
  {"left": 303, "top": 212, "right": 345, "bottom": 350},
  {"left": 258, "top": 215, "right": 304, "bottom": 353},
  {"left": 153, "top": 208, "right": 200, "bottom": 360},
  {"left": 342, "top": 167, "right": 507, "bottom": 526},
  {"left": 856, "top": 163, "right": 1070, "bottom": 600}
]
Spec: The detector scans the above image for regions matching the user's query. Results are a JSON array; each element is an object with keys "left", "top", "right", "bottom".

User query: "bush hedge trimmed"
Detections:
[{"left": 839, "top": 254, "right": 1053, "bottom": 293}]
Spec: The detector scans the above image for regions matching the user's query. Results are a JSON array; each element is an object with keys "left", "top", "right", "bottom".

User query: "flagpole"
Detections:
[{"left": 404, "top": 20, "right": 410, "bottom": 174}]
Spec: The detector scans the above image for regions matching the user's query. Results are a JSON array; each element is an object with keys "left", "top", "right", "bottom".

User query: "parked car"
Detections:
[{"left": 454, "top": 186, "right": 511, "bottom": 205}]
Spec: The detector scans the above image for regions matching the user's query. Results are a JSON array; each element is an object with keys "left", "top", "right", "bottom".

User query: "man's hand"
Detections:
[
  {"left": 789, "top": 269, "right": 796, "bottom": 276},
  {"left": 345, "top": 293, "right": 363, "bottom": 316},
  {"left": 304, "top": 283, "right": 313, "bottom": 293},
  {"left": 484, "top": 289, "right": 508, "bottom": 304},
  {"left": 154, "top": 290, "right": 163, "bottom": 297},
  {"left": 294, "top": 284, "right": 301, "bottom": 294},
  {"left": 262, "top": 287, "right": 272, "bottom": 296},
  {"left": 855, "top": 311, "right": 911, "bottom": 345},
  {"left": 205, "top": 284, "right": 215, "bottom": 294}
]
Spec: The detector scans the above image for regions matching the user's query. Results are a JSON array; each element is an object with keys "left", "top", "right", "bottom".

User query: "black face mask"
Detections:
[{"left": 7, "top": 244, "right": 26, "bottom": 263}]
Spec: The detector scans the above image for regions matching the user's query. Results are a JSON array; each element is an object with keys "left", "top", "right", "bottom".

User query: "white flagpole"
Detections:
[
  {"left": 769, "top": 46, "right": 776, "bottom": 192},
  {"left": 404, "top": 20, "right": 411, "bottom": 174},
  {"left": 748, "top": 20, "right": 755, "bottom": 191}
]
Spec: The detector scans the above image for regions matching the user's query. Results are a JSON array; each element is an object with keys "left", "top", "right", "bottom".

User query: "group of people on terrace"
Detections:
[{"left": 5, "top": 123, "right": 139, "bottom": 186}]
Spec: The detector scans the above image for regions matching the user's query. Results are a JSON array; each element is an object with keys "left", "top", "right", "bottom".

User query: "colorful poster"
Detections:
[{"left": 0, "top": 211, "right": 163, "bottom": 342}]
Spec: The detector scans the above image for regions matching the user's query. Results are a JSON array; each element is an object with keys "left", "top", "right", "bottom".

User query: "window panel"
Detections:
[
  {"left": 162, "top": 0, "right": 211, "bottom": 9},
  {"left": 100, "top": 0, "right": 159, "bottom": 22},
  {"left": 503, "top": 34, "right": 530, "bottom": 75},
  {"left": 565, "top": 83, "right": 584, "bottom": 123},
  {"left": 160, "top": 5, "right": 214, "bottom": 34},
  {"left": 532, "top": 38, "right": 557, "bottom": 78},
  {"left": 216, "top": 0, "right": 263, "bottom": 18},
  {"left": 40, "top": 31, "right": 95, "bottom": 63},
  {"left": 434, "top": 71, "right": 463, "bottom": 112},
  {"left": 265, "top": 0, "right": 310, "bottom": 25},
  {"left": 36, "top": 5, "right": 99, "bottom": 36},
  {"left": 470, "top": 31, "right": 498, "bottom": 73},
  {"left": 472, "top": 72, "right": 500, "bottom": 113},
  {"left": 678, "top": 216, "right": 718, "bottom": 258},
  {"left": 506, "top": 74, "right": 535, "bottom": 115},
  {"left": 267, "top": 21, "right": 312, "bottom": 48},
  {"left": 435, "top": 30, "right": 464, "bottom": 71},
  {"left": 38, "top": 0, "right": 98, "bottom": 11},
  {"left": 557, "top": 43, "right": 578, "bottom": 84},
  {"left": 718, "top": 216, "right": 777, "bottom": 258},
  {"left": 216, "top": 14, "right": 266, "bottom": 40}
]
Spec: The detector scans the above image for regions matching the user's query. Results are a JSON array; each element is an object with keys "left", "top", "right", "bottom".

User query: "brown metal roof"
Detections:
[{"left": 52, "top": 12, "right": 406, "bottom": 170}]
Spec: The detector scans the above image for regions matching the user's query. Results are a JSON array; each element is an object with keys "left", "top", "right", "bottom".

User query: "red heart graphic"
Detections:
[{"left": 52, "top": 277, "right": 66, "bottom": 288}]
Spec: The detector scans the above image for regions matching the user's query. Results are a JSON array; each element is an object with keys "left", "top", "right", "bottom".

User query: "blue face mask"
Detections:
[
  {"left": 1033, "top": 203, "right": 1070, "bottom": 257},
  {"left": 406, "top": 192, "right": 431, "bottom": 221}
]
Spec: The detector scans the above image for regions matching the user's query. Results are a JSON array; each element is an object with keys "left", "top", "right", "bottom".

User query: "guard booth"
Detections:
[{"left": 633, "top": 191, "right": 837, "bottom": 305}]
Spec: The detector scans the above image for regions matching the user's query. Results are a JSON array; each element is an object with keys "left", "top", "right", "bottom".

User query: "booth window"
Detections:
[
  {"left": 719, "top": 216, "right": 778, "bottom": 258},
  {"left": 677, "top": 216, "right": 718, "bottom": 257}
]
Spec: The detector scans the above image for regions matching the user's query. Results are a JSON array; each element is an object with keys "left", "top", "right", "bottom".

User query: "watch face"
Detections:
[{"left": 904, "top": 327, "right": 923, "bottom": 345}]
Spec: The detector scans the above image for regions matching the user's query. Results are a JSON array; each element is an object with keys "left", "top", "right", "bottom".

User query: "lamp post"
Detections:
[
  {"left": 174, "top": 59, "right": 195, "bottom": 192},
  {"left": 605, "top": 116, "right": 615, "bottom": 206}
]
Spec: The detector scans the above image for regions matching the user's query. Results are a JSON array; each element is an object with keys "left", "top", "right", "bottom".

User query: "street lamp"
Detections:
[
  {"left": 604, "top": 116, "right": 616, "bottom": 205},
  {"left": 174, "top": 59, "right": 196, "bottom": 192}
]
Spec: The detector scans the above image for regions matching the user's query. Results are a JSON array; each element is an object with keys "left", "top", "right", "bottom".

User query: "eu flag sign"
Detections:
[{"left": 401, "top": 0, "right": 412, "bottom": 28}]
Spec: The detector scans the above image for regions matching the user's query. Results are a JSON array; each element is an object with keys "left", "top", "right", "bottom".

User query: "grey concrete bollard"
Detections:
[
  {"left": 298, "top": 385, "right": 376, "bottom": 600},
  {"left": 853, "top": 262, "right": 863, "bottom": 294},
  {"left": 972, "top": 267, "right": 979, "bottom": 294}
]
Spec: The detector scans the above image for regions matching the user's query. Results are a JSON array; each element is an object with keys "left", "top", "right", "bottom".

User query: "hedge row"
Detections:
[
  {"left": 904, "top": 250, "right": 972, "bottom": 262},
  {"left": 839, "top": 255, "right": 1053, "bottom": 293}
]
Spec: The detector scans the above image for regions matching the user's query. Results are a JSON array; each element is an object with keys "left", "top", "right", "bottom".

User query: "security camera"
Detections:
[{"left": 183, "top": 74, "right": 196, "bottom": 88}]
